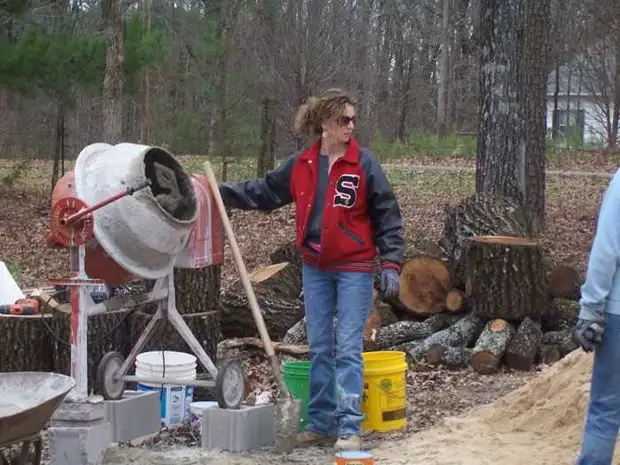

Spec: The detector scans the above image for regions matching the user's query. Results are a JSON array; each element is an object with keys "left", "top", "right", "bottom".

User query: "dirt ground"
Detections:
[
  {"left": 100, "top": 351, "right": 616, "bottom": 465},
  {"left": 99, "top": 364, "right": 538, "bottom": 465}
]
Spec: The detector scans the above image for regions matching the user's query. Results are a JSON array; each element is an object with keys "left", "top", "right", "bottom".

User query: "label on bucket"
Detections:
[{"left": 138, "top": 383, "right": 194, "bottom": 425}]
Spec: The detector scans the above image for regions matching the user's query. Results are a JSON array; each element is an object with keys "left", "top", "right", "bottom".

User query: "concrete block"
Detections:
[
  {"left": 51, "top": 398, "right": 106, "bottom": 424},
  {"left": 201, "top": 404, "right": 275, "bottom": 452},
  {"left": 47, "top": 421, "right": 112, "bottom": 465},
  {"left": 105, "top": 390, "right": 161, "bottom": 443}
]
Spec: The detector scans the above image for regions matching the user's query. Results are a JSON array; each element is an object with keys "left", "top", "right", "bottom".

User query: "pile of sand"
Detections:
[{"left": 375, "top": 349, "right": 620, "bottom": 465}]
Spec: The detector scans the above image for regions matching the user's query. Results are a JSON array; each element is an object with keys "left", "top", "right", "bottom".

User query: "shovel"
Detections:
[{"left": 203, "top": 161, "right": 302, "bottom": 454}]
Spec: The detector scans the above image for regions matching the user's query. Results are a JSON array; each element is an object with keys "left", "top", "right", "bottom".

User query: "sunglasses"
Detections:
[{"left": 338, "top": 115, "right": 356, "bottom": 126}]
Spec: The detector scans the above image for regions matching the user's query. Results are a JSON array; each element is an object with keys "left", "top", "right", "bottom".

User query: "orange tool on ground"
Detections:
[{"left": 0, "top": 298, "right": 40, "bottom": 315}]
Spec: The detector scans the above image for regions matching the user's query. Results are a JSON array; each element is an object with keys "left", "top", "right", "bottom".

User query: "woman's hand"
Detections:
[{"left": 380, "top": 268, "right": 400, "bottom": 299}]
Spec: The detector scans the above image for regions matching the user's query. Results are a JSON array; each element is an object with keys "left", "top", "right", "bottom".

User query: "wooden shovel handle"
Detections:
[{"left": 203, "top": 161, "right": 276, "bottom": 358}]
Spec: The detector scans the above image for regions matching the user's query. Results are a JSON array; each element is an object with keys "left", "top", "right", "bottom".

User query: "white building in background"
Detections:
[{"left": 546, "top": 45, "right": 617, "bottom": 148}]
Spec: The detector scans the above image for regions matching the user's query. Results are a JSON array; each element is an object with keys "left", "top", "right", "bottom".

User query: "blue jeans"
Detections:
[
  {"left": 301, "top": 263, "right": 373, "bottom": 437},
  {"left": 576, "top": 313, "right": 620, "bottom": 465}
]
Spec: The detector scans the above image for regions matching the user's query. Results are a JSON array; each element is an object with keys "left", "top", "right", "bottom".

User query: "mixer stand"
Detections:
[{"left": 96, "top": 273, "right": 246, "bottom": 410}]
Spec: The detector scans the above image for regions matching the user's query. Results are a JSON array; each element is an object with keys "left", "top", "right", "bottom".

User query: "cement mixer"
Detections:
[{"left": 45, "top": 142, "right": 245, "bottom": 410}]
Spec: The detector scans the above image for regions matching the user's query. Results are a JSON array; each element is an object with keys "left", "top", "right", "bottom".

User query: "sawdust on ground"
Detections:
[{"left": 102, "top": 350, "right": 619, "bottom": 465}]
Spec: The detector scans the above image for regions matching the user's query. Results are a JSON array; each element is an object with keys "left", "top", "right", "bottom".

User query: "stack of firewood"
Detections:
[{"left": 217, "top": 192, "right": 584, "bottom": 375}]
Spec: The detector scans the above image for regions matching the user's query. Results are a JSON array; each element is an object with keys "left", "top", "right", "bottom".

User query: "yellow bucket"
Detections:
[{"left": 361, "top": 351, "right": 408, "bottom": 433}]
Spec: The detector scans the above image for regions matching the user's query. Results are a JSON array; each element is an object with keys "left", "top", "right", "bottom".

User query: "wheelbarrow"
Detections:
[{"left": 0, "top": 372, "right": 75, "bottom": 465}]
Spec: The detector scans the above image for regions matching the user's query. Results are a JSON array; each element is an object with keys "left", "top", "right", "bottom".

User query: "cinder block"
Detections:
[
  {"left": 104, "top": 390, "right": 161, "bottom": 443},
  {"left": 201, "top": 404, "right": 275, "bottom": 452},
  {"left": 47, "top": 421, "right": 112, "bottom": 465}
]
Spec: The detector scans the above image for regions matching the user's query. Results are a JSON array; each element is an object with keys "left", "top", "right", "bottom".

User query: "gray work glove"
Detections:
[
  {"left": 574, "top": 318, "right": 605, "bottom": 352},
  {"left": 380, "top": 268, "right": 400, "bottom": 299}
]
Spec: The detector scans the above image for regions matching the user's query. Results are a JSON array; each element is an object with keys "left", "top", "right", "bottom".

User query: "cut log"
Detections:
[
  {"left": 504, "top": 317, "right": 543, "bottom": 371},
  {"left": 217, "top": 337, "right": 309, "bottom": 358},
  {"left": 466, "top": 235, "right": 548, "bottom": 321},
  {"left": 538, "top": 344, "right": 562, "bottom": 365},
  {"left": 367, "top": 313, "right": 463, "bottom": 350},
  {"left": 439, "top": 193, "right": 529, "bottom": 289},
  {"left": 397, "top": 254, "right": 452, "bottom": 315},
  {"left": 470, "top": 319, "right": 516, "bottom": 374},
  {"left": 542, "top": 298, "right": 580, "bottom": 332},
  {"left": 129, "top": 309, "right": 220, "bottom": 362},
  {"left": 541, "top": 328, "right": 579, "bottom": 356},
  {"left": 220, "top": 262, "right": 304, "bottom": 340},
  {"left": 394, "top": 312, "right": 484, "bottom": 363},
  {"left": 0, "top": 314, "right": 58, "bottom": 372},
  {"left": 547, "top": 265, "right": 581, "bottom": 300},
  {"left": 283, "top": 317, "right": 306, "bottom": 344},
  {"left": 426, "top": 345, "right": 473, "bottom": 369},
  {"left": 445, "top": 289, "right": 467, "bottom": 312}
]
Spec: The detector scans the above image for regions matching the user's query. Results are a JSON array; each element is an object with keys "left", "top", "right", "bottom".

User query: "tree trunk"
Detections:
[
  {"left": 504, "top": 316, "right": 542, "bottom": 371},
  {"left": 102, "top": 0, "right": 124, "bottom": 144},
  {"left": 440, "top": 193, "right": 528, "bottom": 289},
  {"left": 367, "top": 313, "right": 461, "bottom": 350},
  {"left": 466, "top": 235, "right": 548, "bottom": 321},
  {"left": 426, "top": 345, "right": 473, "bottom": 369},
  {"left": 541, "top": 328, "right": 579, "bottom": 356},
  {"left": 220, "top": 262, "right": 304, "bottom": 340},
  {"left": 476, "top": 0, "right": 525, "bottom": 207},
  {"left": 521, "top": 0, "right": 550, "bottom": 234},
  {"left": 470, "top": 319, "right": 516, "bottom": 374}
]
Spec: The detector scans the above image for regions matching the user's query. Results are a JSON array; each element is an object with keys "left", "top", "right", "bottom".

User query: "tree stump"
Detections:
[
  {"left": 269, "top": 241, "right": 302, "bottom": 271},
  {"left": 396, "top": 254, "right": 452, "bottom": 315},
  {"left": 466, "top": 235, "right": 548, "bottom": 321},
  {"left": 504, "top": 317, "right": 543, "bottom": 371},
  {"left": 220, "top": 262, "right": 304, "bottom": 340},
  {"left": 174, "top": 264, "right": 222, "bottom": 315},
  {"left": 470, "top": 319, "right": 516, "bottom": 374},
  {"left": 0, "top": 314, "right": 58, "bottom": 372},
  {"left": 439, "top": 193, "right": 529, "bottom": 288}
]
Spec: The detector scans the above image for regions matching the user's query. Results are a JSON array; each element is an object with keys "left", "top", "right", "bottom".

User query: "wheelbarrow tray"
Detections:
[{"left": 0, "top": 372, "right": 75, "bottom": 448}]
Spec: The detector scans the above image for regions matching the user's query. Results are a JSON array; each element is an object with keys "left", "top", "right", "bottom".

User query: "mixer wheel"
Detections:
[
  {"left": 97, "top": 351, "right": 126, "bottom": 400},
  {"left": 215, "top": 358, "right": 245, "bottom": 409}
]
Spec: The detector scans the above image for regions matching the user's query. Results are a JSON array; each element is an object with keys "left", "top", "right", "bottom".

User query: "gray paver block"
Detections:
[
  {"left": 201, "top": 404, "right": 275, "bottom": 452},
  {"left": 47, "top": 421, "right": 111, "bottom": 465},
  {"left": 104, "top": 390, "right": 161, "bottom": 443}
]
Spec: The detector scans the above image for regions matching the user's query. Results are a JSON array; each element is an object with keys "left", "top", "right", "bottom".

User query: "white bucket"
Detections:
[
  {"left": 188, "top": 401, "right": 217, "bottom": 433},
  {"left": 135, "top": 351, "right": 197, "bottom": 426}
]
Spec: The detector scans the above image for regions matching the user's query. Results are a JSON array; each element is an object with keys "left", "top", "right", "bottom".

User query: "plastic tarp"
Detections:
[{"left": 0, "top": 261, "right": 24, "bottom": 305}]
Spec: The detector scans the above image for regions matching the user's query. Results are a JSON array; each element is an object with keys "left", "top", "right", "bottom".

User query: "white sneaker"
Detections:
[{"left": 334, "top": 435, "right": 362, "bottom": 450}]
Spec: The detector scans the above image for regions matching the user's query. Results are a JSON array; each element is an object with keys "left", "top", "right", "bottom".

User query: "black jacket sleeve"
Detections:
[
  {"left": 361, "top": 149, "right": 405, "bottom": 270},
  {"left": 218, "top": 154, "right": 297, "bottom": 211}
]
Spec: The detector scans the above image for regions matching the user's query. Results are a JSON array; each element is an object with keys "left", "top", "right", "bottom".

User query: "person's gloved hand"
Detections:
[
  {"left": 574, "top": 318, "right": 605, "bottom": 352},
  {"left": 380, "top": 268, "right": 400, "bottom": 299}
]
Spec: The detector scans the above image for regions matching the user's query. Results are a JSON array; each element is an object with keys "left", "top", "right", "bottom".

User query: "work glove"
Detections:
[
  {"left": 380, "top": 268, "right": 400, "bottom": 299},
  {"left": 574, "top": 318, "right": 605, "bottom": 352}
]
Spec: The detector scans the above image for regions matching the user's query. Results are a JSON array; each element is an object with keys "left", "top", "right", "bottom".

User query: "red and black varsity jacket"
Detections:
[{"left": 218, "top": 138, "right": 404, "bottom": 273}]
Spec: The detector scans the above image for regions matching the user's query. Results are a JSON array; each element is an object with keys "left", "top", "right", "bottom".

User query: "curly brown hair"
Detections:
[{"left": 294, "top": 88, "right": 357, "bottom": 137}]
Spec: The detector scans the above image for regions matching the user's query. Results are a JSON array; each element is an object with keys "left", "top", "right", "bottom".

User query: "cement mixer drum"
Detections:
[{"left": 73, "top": 143, "right": 198, "bottom": 280}]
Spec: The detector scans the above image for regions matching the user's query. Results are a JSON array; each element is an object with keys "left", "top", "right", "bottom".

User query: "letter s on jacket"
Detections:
[{"left": 218, "top": 138, "right": 405, "bottom": 274}]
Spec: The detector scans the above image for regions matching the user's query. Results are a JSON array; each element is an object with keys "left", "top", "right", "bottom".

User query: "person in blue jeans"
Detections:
[
  {"left": 574, "top": 168, "right": 620, "bottom": 465},
  {"left": 218, "top": 88, "right": 404, "bottom": 451}
]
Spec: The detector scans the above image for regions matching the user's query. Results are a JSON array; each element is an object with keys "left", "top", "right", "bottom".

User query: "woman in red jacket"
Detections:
[{"left": 219, "top": 88, "right": 404, "bottom": 451}]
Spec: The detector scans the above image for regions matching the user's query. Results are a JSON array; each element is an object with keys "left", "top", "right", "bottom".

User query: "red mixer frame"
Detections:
[{"left": 46, "top": 176, "right": 245, "bottom": 410}]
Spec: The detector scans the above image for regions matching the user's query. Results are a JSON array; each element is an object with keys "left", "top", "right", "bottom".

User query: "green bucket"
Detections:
[{"left": 282, "top": 361, "right": 310, "bottom": 431}]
